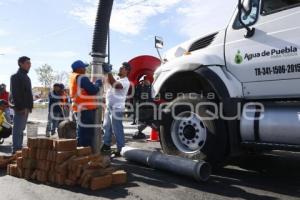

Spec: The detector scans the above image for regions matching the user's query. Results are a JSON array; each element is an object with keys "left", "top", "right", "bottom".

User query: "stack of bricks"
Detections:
[{"left": 7, "top": 138, "right": 127, "bottom": 190}]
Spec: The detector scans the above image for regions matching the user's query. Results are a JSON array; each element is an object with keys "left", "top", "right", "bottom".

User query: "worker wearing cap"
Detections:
[
  {"left": 101, "top": 62, "right": 131, "bottom": 157},
  {"left": 69, "top": 60, "right": 102, "bottom": 147}
]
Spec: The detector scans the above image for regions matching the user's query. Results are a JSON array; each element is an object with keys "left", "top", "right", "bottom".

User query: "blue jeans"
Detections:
[
  {"left": 4, "top": 108, "right": 12, "bottom": 124},
  {"left": 103, "top": 107, "right": 125, "bottom": 151},
  {"left": 77, "top": 109, "right": 96, "bottom": 147},
  {"left": 12, "top": 109, "right": 29, "bottom": 153},
  {"left": 46, "top": 112, "right": 61, "bottom": 134}
]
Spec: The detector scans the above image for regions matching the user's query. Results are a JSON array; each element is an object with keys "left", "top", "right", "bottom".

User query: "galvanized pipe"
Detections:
[
  {"left": 90, "top": 0, "right": 114, "bottom": 153},
  {"left": 121, "top": 147, "right": 211, "bottom": 182}
]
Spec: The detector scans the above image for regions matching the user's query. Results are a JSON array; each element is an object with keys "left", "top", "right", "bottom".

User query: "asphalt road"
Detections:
[{"left": 0, "top": 109, "right": 299, "bottom": 200}]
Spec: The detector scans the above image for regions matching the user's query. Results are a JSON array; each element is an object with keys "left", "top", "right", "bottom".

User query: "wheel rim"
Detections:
[{"left": 171, "top": 111, "right": 207, "bottom": 154}]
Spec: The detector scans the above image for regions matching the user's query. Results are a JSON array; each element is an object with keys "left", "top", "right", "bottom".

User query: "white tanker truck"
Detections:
[{"left": 150, "top": 0, "right": 300, "bottom": 166}]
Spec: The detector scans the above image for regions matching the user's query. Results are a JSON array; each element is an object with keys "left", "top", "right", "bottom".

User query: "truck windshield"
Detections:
[{"left": 262, "top": 0, "right": 300, "bottom": 15}]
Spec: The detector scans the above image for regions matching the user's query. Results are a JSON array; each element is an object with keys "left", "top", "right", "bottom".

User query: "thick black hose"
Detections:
[{"left": 92, "top": 0, "right": 114, "bottom": 56}]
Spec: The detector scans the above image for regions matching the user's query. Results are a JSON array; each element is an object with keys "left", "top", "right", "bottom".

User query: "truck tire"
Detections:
[{"left": 160, "top": 94, "right": 228, "bottom": 166}]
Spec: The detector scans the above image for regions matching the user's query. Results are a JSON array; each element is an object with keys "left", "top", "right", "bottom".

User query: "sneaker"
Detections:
[
  {"left": 111, "top": 151, "right": 121, "bottom": 158},
  {"left": 101, "top": 144, "right": 111, "bottom": 152},
  {"left": 132, "top": 132, "right": 146, "bottom": 140},
  {"left": 131, "top": 122, "right": 136, "bottom": 125}
]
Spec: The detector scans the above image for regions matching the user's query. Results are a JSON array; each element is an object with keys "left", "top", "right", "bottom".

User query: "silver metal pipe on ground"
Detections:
[{"left": 121, "top": 147, "right": 211, "bottom": 182}]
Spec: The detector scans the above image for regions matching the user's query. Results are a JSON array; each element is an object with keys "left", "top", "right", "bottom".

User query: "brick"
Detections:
[
  {"left": 90, "top": 175, "right": 112, "bottom": 190},
  {"left": 68, "top": 171, "right": 78, "bottom": 182},
  {"left": 6, "top": 164, "right": 10, "bottom": 175},
  {"left": 37, "top": 149, "right": 48, "bottom": 160},
  {"left": 48, "top": 171, "right": 56, "bottom": 183},
  {"left": 85, "top": 156, "right": 110, "bottom": 170},
  {"left": 55, "top": 173, "right": 66, "bottom": 185},
  {"left": 81, "top": 174, "right": 92, "bottom": 189},
  {"left": 75, "top": 165, "right": 83, "bottom": 178},
  {"left": 10, "top": 164, "right": 18, "bottom": 177},
  {"left": 22, "top": 147, "right": 29, "bottom": 158},
  {"left": 23, "top": 159, "right": 37, "bottom": 169},
  {"left": 27, "top": 138, "right": 38, "bottom": 148},
  {"left": 80, "top": 167, "right": 115, "bottom": 185},
  {"left": 37, "top": 138, "right": 53, "bottom": 149},
  {"left": 36, "top": 160, "right": 50, "bottom": 171},
  {"left": 16, "top": 157, "right": 23, "bottom": 169},
  {"left": 41, "top": 149, "right": 49, "bottom": 160},
  {"left": 31, "top": 170, "right": 38, "bottom": 180},
  {"left": 47, "top": 151, "right": 56, "bottom": 162},
  {"left": 54, "top": 139, "right": 77, "bottom": 151},
  {"left": 50, "top": 163, "right": 56, "bottom": 172},
  {"left": 65, "top": 179, "right": 76, "bottom": 186},
  {"left": 47, "top": 151, "right": 51, "bottom": 161},
  {"left": 55, "top": 151, "right": 76, "bottom": 164},
  {"left": 28, "top": 148, "right": 37, "bottom": 159},
  {"left": 70, "top": 154, "right": 102, "bottom": 171},
  {"left": 24, "top": 169, "right": 33, "bottom": 180},
  {"left": 77, "top": 147, "right": 92, "bottom": 157},
  {"left": 112, "top": 170, "right": 127, "bottom": 185},
  {"left": 36, "top": 160, "right": 43, "bottom": 170},
  {"left": 17, "top": 167, "right": 24, "bottom": 178},
  {"left": 56, "top": 155, "right": 76, "bottom": 175},
  {"left": 15, "top": 150, "right": 22, "bottom": 158},
  {"left": 36, "top": 170, "right": 48, "bottom": 183}
]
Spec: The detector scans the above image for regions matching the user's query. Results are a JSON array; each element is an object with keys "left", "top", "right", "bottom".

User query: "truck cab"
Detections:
[{"left": 152, "top": 0, "right": 300, "bottom": 166}]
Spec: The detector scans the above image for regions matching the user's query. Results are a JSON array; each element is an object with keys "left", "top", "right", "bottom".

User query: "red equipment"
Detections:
[{"left": 128, "top": 55, "right": 161, "bottom": 86}]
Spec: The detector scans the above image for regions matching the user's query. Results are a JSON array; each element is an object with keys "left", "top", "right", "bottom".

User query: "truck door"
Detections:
[{"left": 225, "top": 0, "right": 300, "bottom": 98}]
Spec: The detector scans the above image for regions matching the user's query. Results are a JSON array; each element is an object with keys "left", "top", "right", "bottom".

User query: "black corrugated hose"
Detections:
[{"left": 92, "top": 0, "right": 114, "bottom": 56}]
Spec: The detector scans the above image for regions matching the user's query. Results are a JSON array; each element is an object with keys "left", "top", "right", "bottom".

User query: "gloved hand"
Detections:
[
  {"left": 95, "top": 79, "right": 103, "bottom": 88},
  {"left": 102, "top": 63, "right": 112, "bottom": 73}
]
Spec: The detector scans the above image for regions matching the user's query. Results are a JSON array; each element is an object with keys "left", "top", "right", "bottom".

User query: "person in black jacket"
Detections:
[
  {"left": 10, "top": 56, "right": 33, "bottom": 154},
  {"left": 132, "top": 76, "right": 153, "bottom": 140},
  {"left": 46, "top": 83, "right": 65, "bottom": 137}
]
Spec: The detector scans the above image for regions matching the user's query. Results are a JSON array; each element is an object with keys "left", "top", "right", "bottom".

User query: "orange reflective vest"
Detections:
[{"left": 69, "top": 72, "right": 97, "bottom": 112}]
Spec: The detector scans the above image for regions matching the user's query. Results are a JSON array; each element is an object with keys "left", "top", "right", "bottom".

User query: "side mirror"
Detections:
[
  {"left": 238, "top": 0, "right": 255, "bottom": 38},
  {"left": 155, "top": 36, "right": 164, "bottom": 49},
  {"left": 242, "top": 0, "right": 253, "bottom": 16}
]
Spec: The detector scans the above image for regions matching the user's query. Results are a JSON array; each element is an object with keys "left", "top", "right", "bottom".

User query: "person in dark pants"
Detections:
[
  {"left": 132, "top": 76, "right": 153, "bottom": 140},
  {"left": 46, "top": 83, "right": 65, "bottom": 137},
  {"left": 69, "top": 60, "right": 102, "bottom": 147},
  {"left": 10, "top": 56, "right": 33, "bottom": 154}
]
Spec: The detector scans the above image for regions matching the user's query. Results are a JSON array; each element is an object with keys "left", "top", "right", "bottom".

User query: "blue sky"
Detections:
[{"left": 0, "top": 0, "right": 237, "bottom": 87}]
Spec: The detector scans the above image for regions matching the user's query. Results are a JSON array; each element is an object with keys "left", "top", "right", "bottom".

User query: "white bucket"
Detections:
[{"left": 26, "top": 122, "right": 38, "bottom": 138}]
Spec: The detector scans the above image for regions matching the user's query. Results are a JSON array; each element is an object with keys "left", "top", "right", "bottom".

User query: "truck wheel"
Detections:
[{"left": 160, "top": 94, "right": 228, "bottom": 166}]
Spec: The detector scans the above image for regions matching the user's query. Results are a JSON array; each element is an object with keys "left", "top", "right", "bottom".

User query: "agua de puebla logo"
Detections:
[
  {"left": 235, "top": 46, "right": 298, "bottom": 64},
  {"left": 235, "top": 50, "right": 243, "bottom": 64}
]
